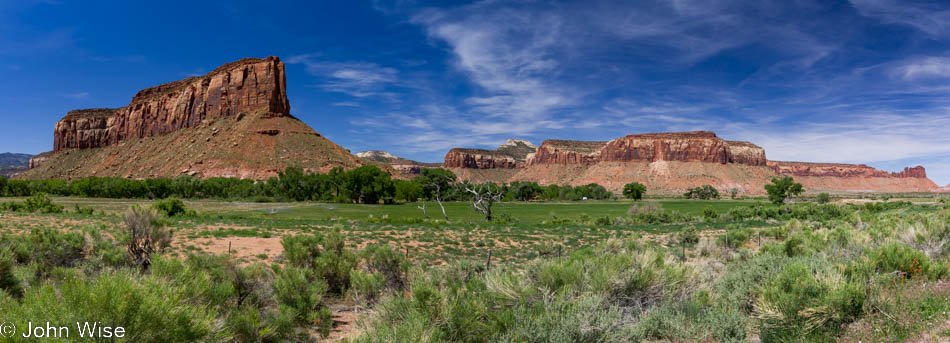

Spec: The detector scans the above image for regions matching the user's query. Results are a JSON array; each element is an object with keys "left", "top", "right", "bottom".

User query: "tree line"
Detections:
[{"left": 0, "top": 166, "right": 614, "bottom": 204}]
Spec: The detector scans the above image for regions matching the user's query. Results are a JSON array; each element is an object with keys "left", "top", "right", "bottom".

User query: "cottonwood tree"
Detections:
[
  {"left": 464, "top": 182, "right": 504, "bottom": 221},
  {"left": 765, "top": 177, "right": 804, "bottom": 204},
  {"left": 623, "top": 182, "right": 647, "bottom": 201},
  {"left": 415, "top": 168, "right": 456, "bottom": 221}
]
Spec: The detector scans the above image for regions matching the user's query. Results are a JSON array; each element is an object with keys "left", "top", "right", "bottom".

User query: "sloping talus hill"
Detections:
[
  {"left": 20, "top": 56, "right": 362, "bottom": 180},
  {"left": 443, "top": 131, "right": 938, "bottom": 195}
]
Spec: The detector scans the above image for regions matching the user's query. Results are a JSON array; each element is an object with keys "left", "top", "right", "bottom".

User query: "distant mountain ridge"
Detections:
[
  {"left": 0, "top": 153, "right": 33, "bottom": 177},
  {"left": 0, "top": 153, "right": 33, "bottom": 166},
  {"left": 355, "top": 150, "right": 440, "bottom": 178}
]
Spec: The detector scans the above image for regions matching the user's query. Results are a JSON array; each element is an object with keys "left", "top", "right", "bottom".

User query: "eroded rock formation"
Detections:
[
  {"left": 767, "top": 161, "right": 927, "bottom": 178},
  {"left": 20, "top": 56, "right": 364, "bottom": 180},
  {"left": 444, "top": 131, "right": 937, "bottom": 194},
  {"left": 443, "top": 139, "right": 538, "bottom": 169},
  {"left": 54, "top": 57, "right": 289, "bottom": 151}
]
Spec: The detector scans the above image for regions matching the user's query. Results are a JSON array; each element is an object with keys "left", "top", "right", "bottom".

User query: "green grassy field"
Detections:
[
  {"left": 8, "top": 196, "right": 760, "bottom": 222},
  {"left": 2, "top": 195, "right": 949, "bottom": 342}
]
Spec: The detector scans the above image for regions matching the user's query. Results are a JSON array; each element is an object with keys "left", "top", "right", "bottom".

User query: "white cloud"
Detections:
[
  {"left": 61, "top": 92, "right": 89, "bottom": 99},
  {"left": 895, "top": 57, "right": 950, "bottom": 80},
  {"left": 412, "top": 5, "right": 573, "bottom": 120},
  {"left": 850, "top": 0, "right": 950, "bottom": 37},
  {"left": 332, "top": 101, "right": 361, "bottom": 107},
  {"left": 287, "top": 54, "right": 398, "bottom": 98}
]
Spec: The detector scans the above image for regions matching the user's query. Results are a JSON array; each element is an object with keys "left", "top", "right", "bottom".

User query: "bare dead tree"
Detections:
[
  {"left": 125, "top": 206, "right": 171, "bottom": 270},
  {"left": 416, "top": 198, "right": 430, "bottom": 219},
  {"left": 432, "top": 182, "right": 450, "bottom": 222},
  {"left": 464, "top": 183, "right": 504, "bottom": 221}
]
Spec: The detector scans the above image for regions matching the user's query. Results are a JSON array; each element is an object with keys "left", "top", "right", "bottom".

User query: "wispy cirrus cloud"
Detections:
[
  {"left": 287, "top": 54, "right": 398, "bottom": 98},
  {"left": 60, "top": 92, "right": 89, "bottom": 99},
  {"left": 850, "top": 0, "right": 950, "bottom": 37},
  {"left": 893, "top": 57, "right": 950, "bottom": 80}
]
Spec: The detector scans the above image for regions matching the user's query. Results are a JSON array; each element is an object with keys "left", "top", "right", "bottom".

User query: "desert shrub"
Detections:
[
  {"left": 718, "top": 227, "right": 754, "bottom": 249},
  {"left": 0, "top": 201, "right": 24, "bottom": 212},
  {"left": 678, "top": 225, "right": 700, "bottom": 245},
  {"left": 703, "top": 206, "right": 718, "bottom": 220},
  {"left": 754, "top": 261, "right": 865, "bottom": 340},
  {"left": 84, "top": 228, "right": 127, "bottom": 269},
  {"left": 280, "top": 229, "right": 357, "bottom": 295},
  {"left": 715, "top": 253, "right": 791, "bottom": 314},
  {"left": 3, "top": 192, "right": 65, "bottom": 213},
  {"left": 899, "top": 215, "right": 950, "bottom": 258},
  {"left": 849, "top": 243, "right": 947, "bottom": 281},
  {"left": 498, "top": 295, "right": 636, "bottom": 342},
  {"left": 72, "top": 204, "right": 95, "bottom": 215},
  {"left": 817, "top": 192, "right": 831, "bottom": 204},
  {"left": 125, "top": 206, "right": 172, "bottom": 269},
  {"left": 0, "top": 248, "right": 24, "bottom": 298},
  {"left": 594, "top": 215, "right": 613, "bottom": 226},
  {"left": 781, "top": 234, "right": 807, "bottom": 257},
  {"left": 281, "top": 234, "right": 323, "bottom": 267},
  {"left": 0, "top": 227, "right": 86, "bottom": 269},
  {"left": 349, "top": 270, "right": 387, "bottom": 306},
  {"left": 1, "top": 271, "right": 224, "bottom": 341},
  {"left": 273, "top": 265, "right": 332, "bottom": 335},
  {"left": 362, "top": 244, "right": 410, "bottom": 291},
  {"left": 313, "top": 229, "right": 358, "bottom": 295},
  {"left": 726, "top": 205, "right": 757, "bottom": 221},
  {"left": 151, "top": 198, "right": 193, "bottom": 217}
]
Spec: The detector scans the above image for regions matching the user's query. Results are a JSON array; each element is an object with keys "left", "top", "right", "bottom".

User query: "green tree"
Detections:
[
  {"left": 765, "top": 177, "right": 804, "bottom": 204},
  {"left": 684, "top": 185, "right": 719, "bottom": 200},
  {"left": 277, "top": 167, "right": 310, "bottom": 201},
  {"left": 509, "top": 181, "right": 543, "bottom": 201},
  {"left": 622, "top": 182, "right": 647, "bottom": 200},
  {"left": 0, "top": 176, "right": 7, "bottom": 196},
  {"left": 394, "top": 180, "right": 423, "bottom": 203},
  {"left": 342, "top": 166, "right": 395, "bottom": 204}
]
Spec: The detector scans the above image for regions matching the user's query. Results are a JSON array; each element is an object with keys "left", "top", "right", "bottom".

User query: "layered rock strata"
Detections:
[{"left": 53, "top": 57, "right": 289, "bottom": 151}]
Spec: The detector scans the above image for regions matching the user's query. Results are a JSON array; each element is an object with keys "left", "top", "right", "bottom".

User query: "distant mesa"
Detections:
[
  {"left": 12, "top": 57, "right": 941, "bottom": 193},
  {"left": 20, "top": 57, "right": 362, "bottom": 180},
  {"left": 442, "top": 131, "right": 938, "bottom": 195},
  {"left": 356, "top": 150, "right": 439, "bottom": 178},
  {"left": 444, "top": 138, "right": 538, "bottom": 169}
]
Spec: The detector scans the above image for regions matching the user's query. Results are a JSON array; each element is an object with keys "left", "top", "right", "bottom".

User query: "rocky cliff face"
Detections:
[
  {"left": 527, "top": 140, "right": 606, "bottom": 166},
  {"left": 525, "top": 131, "right": 766, "bottom": 166},
  {"left": 443, "top": 139, "right": 537, "bottom": 169},
  {"left": 444, "top": 130, "right": 938, "bottom": 194},
  {"left": 53, "top": 57, "right": 289, "bottom": 151},
  {"left": 21, "top": 56, "right": 365, "bottom": 180},
  {"left": 767, "top": 161, "right": 928, "bottom": 179}
]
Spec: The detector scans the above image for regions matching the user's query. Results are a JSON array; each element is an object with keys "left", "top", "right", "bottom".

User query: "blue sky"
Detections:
[{"left": 2, "top": 0, "right": 950, "bottom": 186}]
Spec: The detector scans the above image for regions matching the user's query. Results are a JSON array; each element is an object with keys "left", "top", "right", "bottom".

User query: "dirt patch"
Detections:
[
  {"left": 177, "top": 236, "right": 283, "bottom": 263},
  {"left": 321, "top": 306, "right": 362, "bottom": 342}
]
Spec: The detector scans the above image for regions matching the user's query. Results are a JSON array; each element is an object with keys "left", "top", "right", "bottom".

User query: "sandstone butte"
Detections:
[
  {"left": 20, "top": 57, "right": 363, "bottom": 180},
  {"left": 442, "top": 131, "right": 939, "bottom": 195}
]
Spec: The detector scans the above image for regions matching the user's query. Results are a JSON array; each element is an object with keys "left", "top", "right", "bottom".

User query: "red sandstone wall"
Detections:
[{"left": 53, "top": 57, "right": 289, "bottom": 151}]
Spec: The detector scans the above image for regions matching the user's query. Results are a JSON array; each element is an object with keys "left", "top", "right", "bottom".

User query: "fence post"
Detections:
[{"left": 485, "top": 249, "right": 492, "bottom": 270}]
